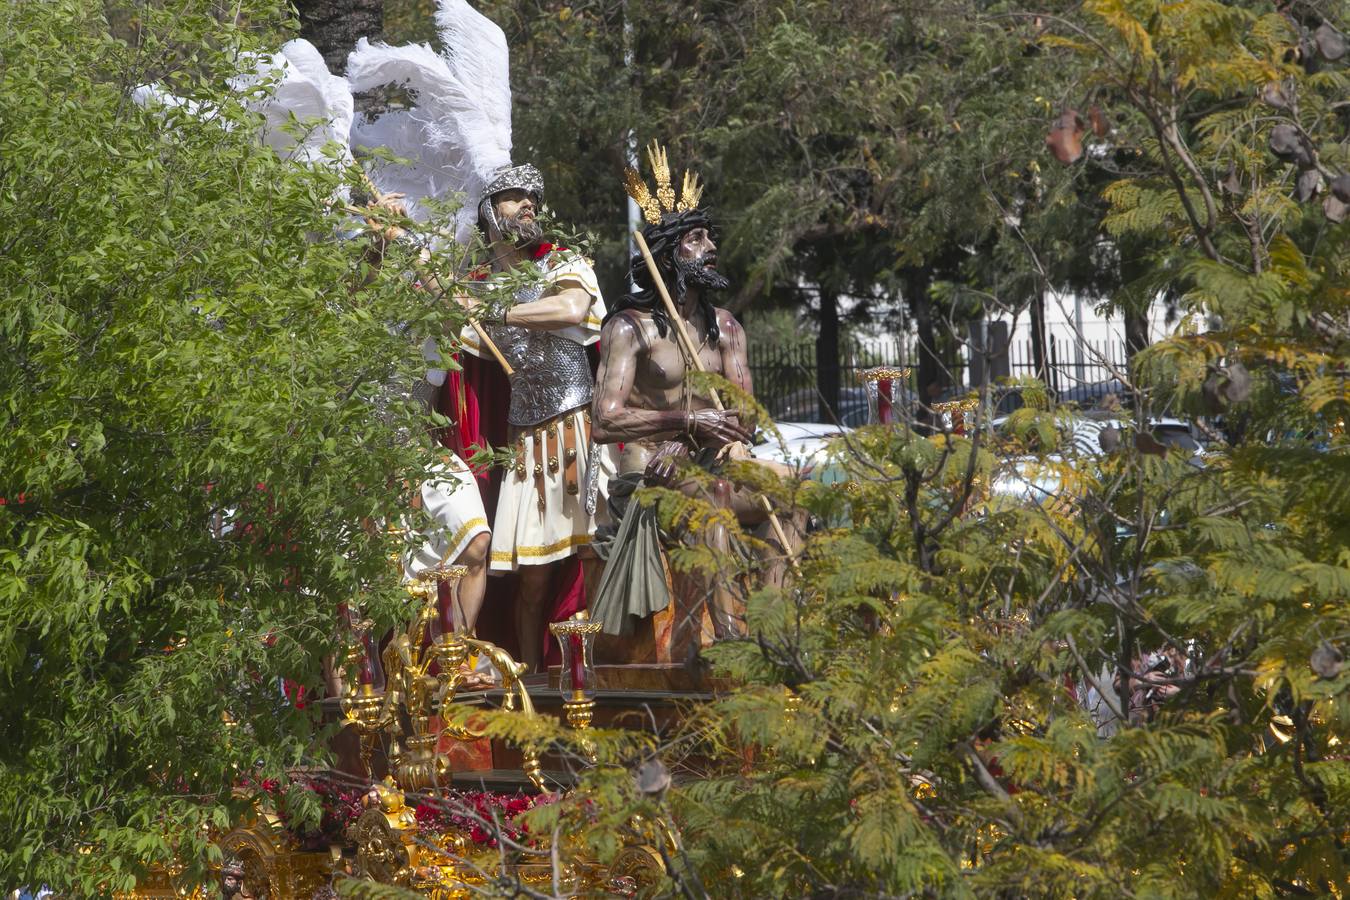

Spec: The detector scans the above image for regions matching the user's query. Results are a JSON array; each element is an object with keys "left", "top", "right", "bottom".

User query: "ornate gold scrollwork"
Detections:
[
  {"left": 350, "top": 805, "right": 413, "bottom": 885},
  {"left": 218, "top": 823, "right": 282, "bottom": 899},
  {"left": 606, "top": 844, "right": 667, "bottom": 896}
]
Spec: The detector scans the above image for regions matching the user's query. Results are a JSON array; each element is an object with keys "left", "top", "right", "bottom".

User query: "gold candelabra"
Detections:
[
  {"left": 341, "top": 561, "right": 552, "bottom": 887},
  {"left": 339, "top": 616, "right": 399, "bottom": 775},
  {"left": 341, "top": 563, "right": 546, "bottom": 794}
]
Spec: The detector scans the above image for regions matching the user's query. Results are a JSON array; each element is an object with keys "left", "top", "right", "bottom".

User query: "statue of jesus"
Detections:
[{"left": 589, "top": 146, "right": 795, "bottom": 657}]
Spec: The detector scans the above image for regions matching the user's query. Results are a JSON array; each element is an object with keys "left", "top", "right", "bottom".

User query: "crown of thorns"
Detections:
[{"left": 623, "top": 142, "right": 703, "bottom": 225}]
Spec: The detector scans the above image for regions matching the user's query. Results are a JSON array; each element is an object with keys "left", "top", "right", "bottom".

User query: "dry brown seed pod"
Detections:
[
  {"left": 1295, "top": 167, "right": 1321, "bottom": 202},
  {"left": 1045, "top": 109, "right": 1086, "bottom": 165},
  {"left": 1259, "top": 81, "right": 1291, "bottom": 109},
  {"left": 1331, "top": 174, "right": 1350, "bottom": 204},
  {"left": 1311, "top": 640, "right": 1343, "bottom": 679},
  {"left": 1314, "top": 23, "right": 1346, "bottom": 61},
  {"left": 636, "top": 757, "right": 672, "bottom": 796},
  {"left": 1134, "top": 431, "right": 1168, "bottom": 457},
  {"left": 1269, "top": 124, "right": 1313, "bottom": 165},
  {"left": 1222, "top": 362, "right": 1252, "bottom": 403},
  {"left": 1089, "top": 105, "right": 1109, "bottom": 137},
  {"left": 1324, "top": 194, "right": 1348, "bottom": 223}
]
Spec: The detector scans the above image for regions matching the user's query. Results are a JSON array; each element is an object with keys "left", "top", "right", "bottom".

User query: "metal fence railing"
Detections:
[{"left": 748, "top": 335, "right": 1131, "bottom": 425}]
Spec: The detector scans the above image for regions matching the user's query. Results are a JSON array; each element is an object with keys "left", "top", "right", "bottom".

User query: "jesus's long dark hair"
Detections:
[{"left": 603, "top": 209, "right": 722, "bottom": 345}]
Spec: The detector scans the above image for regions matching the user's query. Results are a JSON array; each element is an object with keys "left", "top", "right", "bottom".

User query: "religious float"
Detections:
[{"left": 112, "top": 3, "right": 882, "bottom": 896}]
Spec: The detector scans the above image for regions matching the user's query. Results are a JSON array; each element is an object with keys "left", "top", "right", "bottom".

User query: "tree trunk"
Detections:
[
  {"left": 1029, "top": 286, "right": 1050, "bottom": 391},
  {"left": 1124, "top": 306, "right": 1149, "bottom": 360},
  {"left": 293, "top": 0, "right": 383, "bottom": 75},
  {"left": 907, "top": 271, "right": 943, "bottom": 433},
  {"left": 816, "top": 288, "right": 841, "bottom": 424}
]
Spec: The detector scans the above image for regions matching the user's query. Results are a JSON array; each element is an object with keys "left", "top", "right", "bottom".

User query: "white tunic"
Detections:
[
  {"left": 402, "top": 337, "right": 489, "bottom": 580},
  {"left": 404, "top": 451, "right": 490, "bottom": 578},
  {"left": 460, "top": 249, "right": 614, "bottom": 570}
]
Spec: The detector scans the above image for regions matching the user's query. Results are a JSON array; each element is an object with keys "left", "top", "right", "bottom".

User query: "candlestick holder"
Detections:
[
  {"left": 861, "top": 366, "right": 912, "bottom": 425},
  {"left": 340, "top": 617, "right": 399, "bottom": 777},
  {"left": 562, "top": 695, "right": 596, "bottom": 731},
  {"left": 549, "top": 612, "right": 602, "bottom": 759},
  {"left": 418, "top": 563, "right": 473, "bottom": 689},
  {"left": 549, "top": 611, "right": 601, "bottom": 700},
  {"left": 378, "top": 575, "right": 454, "bottom": 792},
  {"left": 931, "top": 394, "right": 980, "bottom": 435},
  {"left": 343, "top": 550, "right": 552, "bottom": 796}
]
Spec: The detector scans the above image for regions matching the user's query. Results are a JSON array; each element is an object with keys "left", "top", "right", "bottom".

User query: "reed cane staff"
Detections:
[
  {"left": 632, "top": 231, "right": 797, "bottom": 564},
  {"left": 354, "top": 174, "right": 514, "bottom": 377}
]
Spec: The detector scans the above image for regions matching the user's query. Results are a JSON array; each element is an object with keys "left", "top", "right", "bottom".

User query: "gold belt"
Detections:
[{"left": 512, "top": 410, "right": 591, "bottom": 511}]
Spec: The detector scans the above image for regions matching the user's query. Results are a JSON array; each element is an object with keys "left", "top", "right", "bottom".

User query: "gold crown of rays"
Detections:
[{"left": 623, "top": 142, "right": 704, "bottom": 225}]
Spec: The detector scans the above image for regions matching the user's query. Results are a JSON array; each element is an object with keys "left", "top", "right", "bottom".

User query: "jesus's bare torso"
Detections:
[{"left": 592, "top": 304, "right": 752, "bottom": 475}]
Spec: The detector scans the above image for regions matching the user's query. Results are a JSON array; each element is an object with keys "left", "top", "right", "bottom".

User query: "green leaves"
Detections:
[{"left": 0, "top": 0, "right": 463, "bottom": 889}]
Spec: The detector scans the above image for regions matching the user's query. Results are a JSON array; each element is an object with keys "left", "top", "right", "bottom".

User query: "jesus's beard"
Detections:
[
  {"left": 499, "top": 212, "right": 543, "bottom": 246},
  {"left": 673, "top": 252, "right": 730, "bottom": 299}
]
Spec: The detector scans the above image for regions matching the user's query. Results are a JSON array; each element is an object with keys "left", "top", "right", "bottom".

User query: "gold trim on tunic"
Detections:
[{"left": 490, "top": 532, "right": 593, "bottom": 563}]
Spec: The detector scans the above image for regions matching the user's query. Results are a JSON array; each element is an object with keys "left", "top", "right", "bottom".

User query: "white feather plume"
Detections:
[
  {"left": 136, "top": 38, "right": 354, "bottom": 171},
  {"left": 347, "top": 0, "right": 512, "bottom": 239},
  {"left": 436, "top": 0, "right": 513, "bottom": 173},
  {"left": 248, "top": 39, "right": 355, "bottom": 167},
  {"left": 131, "top": 83, "right": 208, "bottom": 120},
  {"left": 135, "top": 2, "right": 514, "bottom": 241}
]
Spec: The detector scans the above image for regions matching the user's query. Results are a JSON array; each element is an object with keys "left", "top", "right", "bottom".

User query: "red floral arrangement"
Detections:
[
  {"left": 414, "top": 790, "right": 555, "bottom": 849},
  {"left": 262, "top": 776, "right": 365, "bottom": 851},
  {"left": 252, "top": 777, "right": 553, "bottom": 852}
]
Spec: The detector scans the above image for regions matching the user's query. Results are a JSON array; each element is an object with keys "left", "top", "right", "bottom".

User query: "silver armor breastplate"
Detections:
[{"left": 483, "top": 277, "right": 594, "bottom": 427}]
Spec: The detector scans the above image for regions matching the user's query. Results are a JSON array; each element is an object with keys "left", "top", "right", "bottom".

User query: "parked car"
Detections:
[
  {"left": 988, "top": 413, "right": 1206, "bottom": 506},
  {"left": 751, "top": 421, "right": 850, "bottom": 471},
  {"left": 769, "top": 387, "right": 876, "bottom": 428},
  {"left": 982, "top": 378, "right": 1131, "bottom": 416}
]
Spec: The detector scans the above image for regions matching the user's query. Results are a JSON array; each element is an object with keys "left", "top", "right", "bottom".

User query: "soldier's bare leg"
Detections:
[
  {"left": 516, "top": 562, "right": 554, "bottom": 672},
  {"left": 457, "top": 532, "right": 491, "bottom": 634}
]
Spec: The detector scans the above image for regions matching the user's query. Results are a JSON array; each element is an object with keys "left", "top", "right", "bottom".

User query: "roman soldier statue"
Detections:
[
  {"left": 455, "top": 161, "right": 613, "bottom": 672},
  {"left": 148, "top": 34, "right": 499, "bottom": 688},
  {"left": 346, "top": 2, "right": 611, "bottom": 672},
  {"left": 147, "top": 2, "right": 603, "bottom": 677}
]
